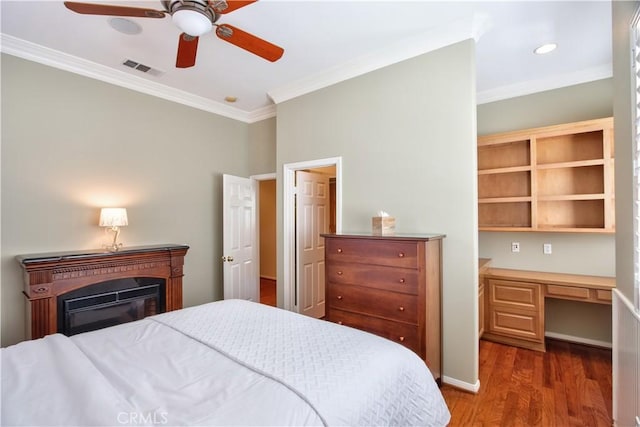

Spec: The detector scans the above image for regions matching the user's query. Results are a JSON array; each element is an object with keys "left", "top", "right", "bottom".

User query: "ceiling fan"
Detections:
[{"left": 63, "top": 0, "right": 284, "bottom": 68}]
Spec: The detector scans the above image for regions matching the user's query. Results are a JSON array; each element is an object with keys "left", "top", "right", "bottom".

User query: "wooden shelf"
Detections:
[
  {"left": 479, "top": 201, "right": 531, "bottom": 228},
  {"left": 478, "top": 196, "right": 532, "bottom": 203},
  {"left": 537, "top": 194, "right": 605, "bottom": 201},
  {"left": 478, "top": 165, "right": 532, "bottom": 175},
  {"left": 478, "top": 117, "right": 614, "bottom": 233},
  {"left": 536, "top": 159, "right": 605, "bottom": 169},
  {"left": 478, "top": 139, "right": 530, "bottom": 170}
]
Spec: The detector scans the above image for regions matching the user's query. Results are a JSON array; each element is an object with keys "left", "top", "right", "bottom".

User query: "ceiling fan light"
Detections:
[{"left": 172, "top": 9, "right": 212, "bottom": 37}]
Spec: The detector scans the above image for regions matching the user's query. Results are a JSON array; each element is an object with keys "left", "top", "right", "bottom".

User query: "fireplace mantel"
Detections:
[{"left": 17, "top": 244, "right": 189, "bottom": 340}]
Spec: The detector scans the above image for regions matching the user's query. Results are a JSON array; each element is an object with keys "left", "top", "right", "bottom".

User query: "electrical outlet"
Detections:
[
  {"left": 543, "top": 243, "right": 552, "bottom": 255},
  {"left": 511, "top": 242, "right": 520, "bottom": 253}
]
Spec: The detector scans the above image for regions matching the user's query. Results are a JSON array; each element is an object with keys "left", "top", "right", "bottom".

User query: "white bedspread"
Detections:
[{"left": 1, "top": 299, "right": 450, "bottom": 426}]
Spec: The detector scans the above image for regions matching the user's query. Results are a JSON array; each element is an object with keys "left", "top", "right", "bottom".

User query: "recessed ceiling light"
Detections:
[
  {"left": 534, "top": 43, "right": 557, "bottom": 55},
  {"left": 109, "top": 18, "right": 142, "bottom": 35},
  {"left": 225, "top": 96, "right": 238, "bottom": 103}
]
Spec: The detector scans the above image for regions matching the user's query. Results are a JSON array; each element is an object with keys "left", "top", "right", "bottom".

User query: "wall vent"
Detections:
[{"left": 122, "top": 59, "right": 164, "bottom": 77}]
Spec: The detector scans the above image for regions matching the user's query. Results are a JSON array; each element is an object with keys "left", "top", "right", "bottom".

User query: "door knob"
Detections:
[{"left": 221, "top": 255, "right": 234, "bottom": 262}]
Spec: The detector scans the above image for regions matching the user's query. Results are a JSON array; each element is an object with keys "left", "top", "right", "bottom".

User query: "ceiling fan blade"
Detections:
[
  {"left": 213, "top": 0, "right": 258, "bottom": 14},
  {"left": 64, "top": 2, "right": 166, "bottom": 18},
  {"left": 176, "top": 33, "right": 199, "bottom": 68},
  {"left": 215, "top": 24, "right": 283, "bottom": 62}
]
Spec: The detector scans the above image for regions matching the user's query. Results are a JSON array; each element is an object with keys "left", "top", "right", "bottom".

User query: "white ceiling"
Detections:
[{"left": 1, "top": 1, "right": 612, "bottom": 123}]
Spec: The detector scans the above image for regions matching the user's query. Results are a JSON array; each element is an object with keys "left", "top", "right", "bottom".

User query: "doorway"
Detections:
[
  {"left": 251, "top": 173, "right": 277, "bottom": 307},
  {"left": 282, "top": 157, "right": 342, "bottom": 314}
]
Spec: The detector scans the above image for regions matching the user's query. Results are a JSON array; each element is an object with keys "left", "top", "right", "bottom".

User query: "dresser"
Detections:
[{"left": 321, "top": 233, "right": 445, "bottom": 382}]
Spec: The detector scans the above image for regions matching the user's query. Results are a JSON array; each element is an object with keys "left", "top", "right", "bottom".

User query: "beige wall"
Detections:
[
  {"left": 259, "top": 180, "right": 277, "bottom": 279},
  {"left": 276, "top": 40, "right": 479, "bottom": 386},
  {"left": 248, "top": 118, "right": 277, "bottom": 175},
  {"left": 0, "top": 54, "right": 252, "bottom": 346},
  {"left": 477, "top": 79, "right": 615, "bottom": 344}
]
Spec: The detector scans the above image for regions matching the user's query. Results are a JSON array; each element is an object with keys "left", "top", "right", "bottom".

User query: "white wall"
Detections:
[
  {"left": 276, "top": 40, "right": 479, "bottom": 387},
  {"left": 612, "top": 1, "right": 640, "bottom": 425},
  {"left": 1, "top": 54, "right": 252, "bottom": 346}
]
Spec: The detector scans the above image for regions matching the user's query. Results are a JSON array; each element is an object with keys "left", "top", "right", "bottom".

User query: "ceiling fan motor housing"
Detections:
[{"left": 163, "top": 0, "right": 219, "bottom": 37}]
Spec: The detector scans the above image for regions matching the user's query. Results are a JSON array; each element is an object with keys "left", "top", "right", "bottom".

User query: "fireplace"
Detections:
[
  {"left": 18, "top": 244, "right": 188, "bottom": 340},
  {"left": 58, "top": 277, "right": 166, "bottom": 336}
]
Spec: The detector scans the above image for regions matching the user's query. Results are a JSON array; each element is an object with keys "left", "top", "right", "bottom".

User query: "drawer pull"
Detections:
[
  {"left": 398, "top": 336, "right": 405, "bottom": 342},
  {"left": 337, "top": 321, "right": 343, "bottom": 325},
  {"left": 399, "top": 278, "right": 405, "bottom": 284},
  {"left": 337, "top": 295, "right": 343, "bottom": 300},
  {"left": 337, "top": 271, "right": 343, "bottom": 275},
  {"left": 337, "top": 248, "right": 343, "bottom": 253},
  {"left": 398, "top": 252, "right": 405, "bottom": 258},
  {"left": 398, "top": 306, "right": 405, "bottom": 312}
]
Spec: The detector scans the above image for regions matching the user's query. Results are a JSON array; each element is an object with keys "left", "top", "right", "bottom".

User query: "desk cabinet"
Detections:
[
  {"left": 480, "top": 266, "right": 615, "bottom": 351},
  {"left": 322, "top": 233, "right": 444, "bottom": 381},
  {"left": 484, "top": 279, "right": 545, "bottom": 351}
]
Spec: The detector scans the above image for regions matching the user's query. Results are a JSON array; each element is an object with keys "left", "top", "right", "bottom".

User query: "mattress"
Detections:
[{"left": 2, "top": 299, "right": 450, "bottom": 426}]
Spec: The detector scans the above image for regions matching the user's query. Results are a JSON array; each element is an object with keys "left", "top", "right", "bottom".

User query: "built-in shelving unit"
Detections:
[{"left": 477, "top": 117, "right": 614, "bottom": 233}]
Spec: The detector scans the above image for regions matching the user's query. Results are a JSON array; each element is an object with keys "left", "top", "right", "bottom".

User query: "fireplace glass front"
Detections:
[{"left": 58, "top": 277, "right": 166, "bottom": 336}]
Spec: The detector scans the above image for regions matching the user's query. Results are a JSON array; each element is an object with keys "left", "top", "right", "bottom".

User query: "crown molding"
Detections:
[
  {"left": 0, "top": 33, "right": 265, "bottom": 123},
  {"left": 3, "top": 29, "right": 610, "bottom": 122},
  {"left": 268, "top": 12, "right": 490, "bottom": 105},
  {"left": 476, "top": 63, "right": 613, "bottom": 104},
  {"left": 246, "top": 104, "right": 276, "bottom": 123}
]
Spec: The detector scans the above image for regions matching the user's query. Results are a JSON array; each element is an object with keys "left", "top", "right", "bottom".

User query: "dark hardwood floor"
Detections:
[
  {"left": 260, "top": 277, "right": 276, "bottom": 307},
  {"left": 441, "top": 339, "right": 612, "bottom": 427}
]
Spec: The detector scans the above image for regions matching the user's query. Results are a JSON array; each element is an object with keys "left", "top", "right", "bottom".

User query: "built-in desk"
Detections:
[{"left": 479, "top": 263, "right": 615, "bottom": 351}]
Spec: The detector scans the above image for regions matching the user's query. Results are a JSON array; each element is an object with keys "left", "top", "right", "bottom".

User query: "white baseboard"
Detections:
[
  {"left": 544, "top": 331, "right": 612, "bottom": 349},
  {"left": 442, "top": 376, "right": 480, "bottom": 393}
]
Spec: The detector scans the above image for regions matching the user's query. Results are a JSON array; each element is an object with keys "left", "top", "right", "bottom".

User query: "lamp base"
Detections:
[
  {"left": 103, "top": 226, "right": 123, "bottom": 252},
  {"left": 103, "top": 243, "right": 123, "bottom": 252}
]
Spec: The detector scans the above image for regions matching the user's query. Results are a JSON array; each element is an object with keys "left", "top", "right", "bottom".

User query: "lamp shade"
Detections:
[
  {"left": 172, "top": 9, "right": 212, "bottom": 37},
  {"left": 99, "top": 208, "right": 128, "bottom": 227}
]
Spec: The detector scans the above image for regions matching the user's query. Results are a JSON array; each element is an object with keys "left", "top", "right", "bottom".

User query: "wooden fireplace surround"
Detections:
[{"left": 17, "top": 244, "right": 189, "bottom": 340}]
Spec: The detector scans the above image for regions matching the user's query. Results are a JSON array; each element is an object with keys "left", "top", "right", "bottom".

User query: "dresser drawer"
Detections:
[
  {"left": 325, "top": 238, "right": 419, "bottom": 269},
  {"left": 327, "top": 308, "right": 419, "bottom": 353},
  {"left": 327, "top": 284, "right": 417, "bottom": 323},
  {"left": 327, "top": 262, "right": 419, "bottom": 295}
]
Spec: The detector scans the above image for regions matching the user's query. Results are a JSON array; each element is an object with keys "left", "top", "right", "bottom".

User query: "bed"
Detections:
[{"left": 1, "top": 299, "right": 450, "bottom": 426}]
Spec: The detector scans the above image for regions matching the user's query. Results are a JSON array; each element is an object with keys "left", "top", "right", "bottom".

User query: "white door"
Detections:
[
  {"left": 296, "top": 171, "right": 329, "bottom": 318},
  {"left": 222, "top": 174, "right": 258, "bottom": 301}
]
